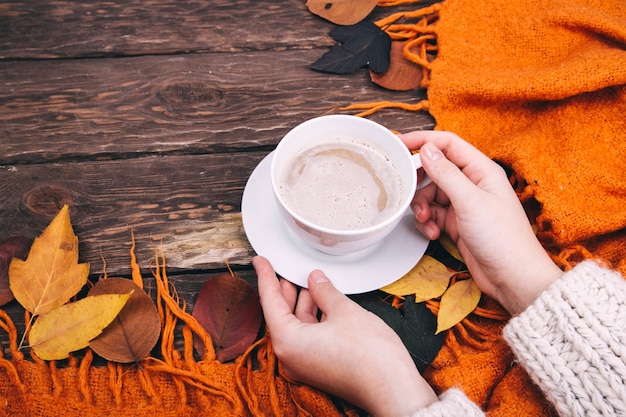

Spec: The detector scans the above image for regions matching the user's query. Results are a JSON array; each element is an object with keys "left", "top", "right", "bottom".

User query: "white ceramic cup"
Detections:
[{"left": 271, "top": 114, "right": 430, "bottom": 257}]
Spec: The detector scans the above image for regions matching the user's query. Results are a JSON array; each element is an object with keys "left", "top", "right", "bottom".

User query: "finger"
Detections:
[
  {"left": 413, "top": 206, "right": 447, "bottom": 240},
  {"left": 279, "top": 278, "right": 298, "bottom": 312},
  {"left": 418, "top": 143, "right": 481, "bottom": 207},
  {"left": 400, "top": 130, "right": 494, "bottom": 176},
  {"left": 413, "top": 218, "right": 439, "bottom": 240},
  {"left": 294, "top": 288, "right": 320, "bottom": 323},
  {"left": 306, "top": 270, "right": 355, "bottom": 316},
  {"left": 253, "top": 256, "right": 300, "bottom": 331},
  {"left": 411, "top": 183, "right": 450, "bottom": 222}
]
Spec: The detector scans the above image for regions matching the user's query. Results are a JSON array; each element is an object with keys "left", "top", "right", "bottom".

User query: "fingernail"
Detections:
[
  {"left": 413, "top": 203, "right": 421, "bottom": 217},
  {"left": 422, "top": 143, "right": 443, "bottom": 161},
  {"left": 310, "top": 270, "right": 329, "bottom": 284},
  {"left": 424, "top": 223, "right": 438, "bottom": 240}
]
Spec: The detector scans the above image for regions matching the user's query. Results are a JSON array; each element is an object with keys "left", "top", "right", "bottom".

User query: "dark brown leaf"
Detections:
[
  {"left": 192, "top": 273, "right": 262, "bottom": 363},
  {"left": 88, "top": 278, "right": 161, "bottom": 363},
  {"left": 0, "top": 236, "right": 31, "bottom": 306}
]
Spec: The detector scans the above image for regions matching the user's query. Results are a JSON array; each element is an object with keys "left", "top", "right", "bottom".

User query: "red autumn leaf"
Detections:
[
  {"left": 0, "top": 236, "right": 32, "bottom": 306},
  {"left": 370, "top": 41, "right": 426, "bottom": 91},
  {"left": 88, "top": 278, "right": 161, "bottom": 363},
  {"left": 192, "top": 272, "right": 262, "bottom": 362}
]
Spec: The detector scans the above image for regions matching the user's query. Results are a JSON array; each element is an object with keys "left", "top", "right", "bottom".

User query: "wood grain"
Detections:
[
  {"left": 0, "top": 0, "right": 437, "bottom": 59},
  {"left": 0, "top": 50, "right": 433, "bottom": 164},
  {"left": 0, "top": 0, "right": 335, "bottom": 59},
  {"left": 0, "top": 152, "right": 271, "bottom": 274}
]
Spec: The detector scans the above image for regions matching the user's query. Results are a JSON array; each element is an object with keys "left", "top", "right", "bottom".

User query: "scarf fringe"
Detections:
[{"left": 0, "top": 247, "right": 347, "bottom": 415}]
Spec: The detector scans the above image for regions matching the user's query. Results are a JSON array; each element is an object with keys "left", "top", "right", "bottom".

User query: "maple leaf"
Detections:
[
  {"left": 306, "top": 0, "right": 378, "bottom": 26},
  {"left": 88, "top": 278, "right": 161, "bottom": 363},
  {"left": 192, "top": 272, "right": 262, "bottom": 362},
  {"left": 310, "top": 20, "right": 391, "bottom": 74},
  {"left": 9, "top": 205, "right": 89, "bottom": 316},
  {"left": 29, "top": 292, "right": 132, "bottom": 361}
]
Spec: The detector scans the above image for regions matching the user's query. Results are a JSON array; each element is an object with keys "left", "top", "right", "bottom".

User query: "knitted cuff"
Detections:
[
  {"left": 409, "top": 388, "right": 484, "bottom": 417},
  {"left": 503, "top": 260, "right": 626, "bottom": 416}
]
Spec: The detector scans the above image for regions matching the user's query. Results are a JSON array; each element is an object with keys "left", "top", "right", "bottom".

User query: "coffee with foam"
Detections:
[{"left": 277, "top": 138, "right": 404, "bottom": 230}]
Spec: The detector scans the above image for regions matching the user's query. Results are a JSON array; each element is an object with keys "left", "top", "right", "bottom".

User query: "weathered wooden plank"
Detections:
[
  {"left": 0, "top": 152, "right": 266, "bottom": 276},
  {"left": 0, "top": 49, "right": 434, "bottom": 164},
  {"left": 0, "top": 0, "right": 336, "bottom": 59},
  {"left": 0, "top": 0, "right": 438, "bottom": 59}
]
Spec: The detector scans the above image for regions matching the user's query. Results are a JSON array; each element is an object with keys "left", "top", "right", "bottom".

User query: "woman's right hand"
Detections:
[{"left": 400, "top": 131, "right": 563, "bottom": 315}]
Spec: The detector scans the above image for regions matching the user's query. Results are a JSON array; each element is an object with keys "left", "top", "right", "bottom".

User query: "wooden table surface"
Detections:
[{"left": 0, "top": 0, "right": 435, "bottom": 349}]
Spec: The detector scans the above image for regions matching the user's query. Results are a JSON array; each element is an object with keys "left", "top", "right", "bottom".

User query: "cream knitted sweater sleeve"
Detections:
[
  {"left": 503, "top": 260, "right": 626, "bottom": 416},
  {"left": 410, "top": 260, "right": 626, "bottom": 417}
]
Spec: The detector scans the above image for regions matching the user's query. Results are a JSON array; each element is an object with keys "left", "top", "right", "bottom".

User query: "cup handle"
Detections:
[{"left": 412, "top": 152, "right": 432, "bottom": 190}]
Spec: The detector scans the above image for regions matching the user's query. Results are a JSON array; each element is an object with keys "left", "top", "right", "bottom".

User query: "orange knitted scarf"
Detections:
[
  {"left": 344, "top": 0, "right": 626, "bottom": 415},
  {"left": 428, "top": 0, "right": 626, "bottom": 266},
  {"left": 430, "top": 2, "right": 626, "bottom": 414}
]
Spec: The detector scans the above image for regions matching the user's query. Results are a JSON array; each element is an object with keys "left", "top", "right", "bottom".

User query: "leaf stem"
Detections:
[
  {"left": 18, "top": 313, "right": 36, "bottom": 351},
  {"left": 225, "top": 259, "right": 234, "bottom": 278}
]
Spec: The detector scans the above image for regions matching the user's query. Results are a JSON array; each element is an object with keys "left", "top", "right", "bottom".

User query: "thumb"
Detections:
[
  {"left": 307, "top": 270, "right": 352, "bottom": 315},
  {"left": 419, "top": 142, "right": 477, "bottom": 205}
]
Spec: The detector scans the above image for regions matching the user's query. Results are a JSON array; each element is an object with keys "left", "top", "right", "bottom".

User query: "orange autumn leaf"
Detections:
[
  {"left": 306, "top": 0, "right": 378, "bottom": 26},
  {"left": 381, "top": 255, "right": 453, "bottom": 302},
  {"left": 88, "top": 278, "right": 161, "bottom": 363},
  {"left": 9, "top": 205, "right": 89, "bottom": 316},
  {"left": 436, "top": 278, "right": 481, "bottom": 334},
  {"left": 29, "top": 292, "right": 132, "bottom": 360},
  {"left": 370, "top": 41, "right": 424, "bottom": 91}
]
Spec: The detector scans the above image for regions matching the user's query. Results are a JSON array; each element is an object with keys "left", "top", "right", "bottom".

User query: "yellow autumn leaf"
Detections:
[
  {"left": 436, "top": 278, "right": 481, "bottom": 334},
  {"left": 9, "top": 205, "right": 89, "bottom": 316},
  {"left": 438, "top": 233, "right": 464, "bottom": 263},
  {"left": 381, "top": 255, "right": 453, "bottom": 302},
  {"left": 29, "top": 292, "right": 132, "bottom": 360}
]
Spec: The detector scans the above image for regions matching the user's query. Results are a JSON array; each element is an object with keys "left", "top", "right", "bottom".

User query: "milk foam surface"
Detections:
[{"left": 278, "top": 139, "right": 404, "bottom": 230}]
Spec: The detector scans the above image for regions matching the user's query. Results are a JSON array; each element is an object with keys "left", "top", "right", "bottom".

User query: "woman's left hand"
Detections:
[{"left": 254, "top": 255, "right": 437, "bottom": 416}]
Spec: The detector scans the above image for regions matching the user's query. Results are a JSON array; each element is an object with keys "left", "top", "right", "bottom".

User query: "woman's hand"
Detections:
[
  {"left": 254, "top": 256, "right": 437, "bottom": 416},
  {"left": 400, "top": 130, "right": 563, "bottom": 315}
]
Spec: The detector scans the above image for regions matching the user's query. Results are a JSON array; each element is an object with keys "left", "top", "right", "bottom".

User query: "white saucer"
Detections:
[{"left": 241, "top": 152, "right": 429, "bottom": 294}]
